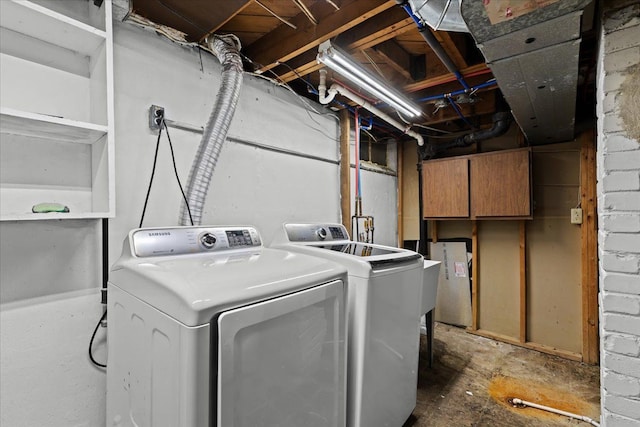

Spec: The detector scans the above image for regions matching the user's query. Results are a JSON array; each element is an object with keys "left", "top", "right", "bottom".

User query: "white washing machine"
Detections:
[
  {"left": 271, "top": 223, "right": 424, "bottom": 427},
  {"left": 107, "top": 225, "right": 348, "bottom": 427}
]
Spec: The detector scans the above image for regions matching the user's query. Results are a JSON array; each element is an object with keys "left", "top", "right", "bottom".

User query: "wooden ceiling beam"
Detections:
[
  {"left": 372, "top": 40, "right": 413, "bottom": 81},
  {"left": 245, "top": 0, "right": 396, "bottom": 72},
  {"left": 404, "top": 63, "right": 492, "bottom": 93},
  {"left": 432, "top": 31, "right": 468, "bottom": 70},
  {"left": 131, "top": 0, "right": 252, "bottom": 42},
  {"left": 275, "top": 7, "right": 415, "bottom": 82}
]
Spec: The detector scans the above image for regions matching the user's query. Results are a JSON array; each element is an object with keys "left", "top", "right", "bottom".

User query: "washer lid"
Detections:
[
  {"left": 109, "top": 226, "right": 347, "bottom": 326},
  {"left": 272, "top": 223, "right": 422, "bottom": 276}
]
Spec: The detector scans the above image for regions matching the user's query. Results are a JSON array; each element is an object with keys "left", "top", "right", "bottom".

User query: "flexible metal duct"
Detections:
[
  {"left": 180, "top": 34, "right": 243, "bottom": 225},
  {"left": 406, "top": 0, "right": 468, "bottom": 32}
]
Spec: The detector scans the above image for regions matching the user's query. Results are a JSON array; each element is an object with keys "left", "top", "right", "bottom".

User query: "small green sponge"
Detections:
[{"left": 32, "top": 203, "right": 70, "bottom": 213}]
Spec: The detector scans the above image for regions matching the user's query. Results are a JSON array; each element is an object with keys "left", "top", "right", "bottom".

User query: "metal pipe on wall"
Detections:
[{"left": 318, "top": 70, "right": 424, "bottom": 146}]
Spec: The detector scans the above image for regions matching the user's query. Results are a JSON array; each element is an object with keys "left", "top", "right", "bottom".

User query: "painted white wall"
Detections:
[
  {"left": 596, "top": 1, "right": 640, "bottom": 426},
  {"left": 110, "top": 22, "right": 342, "bottom": 257},
  {"left": 349, "top": 129, "right": 399, "bottom": 247},
  {"left": 352, "top": 166, "right": 398, "bottom": 247},
  {"left": 1, "top": 14, "right": 399, "bottom": 425}
]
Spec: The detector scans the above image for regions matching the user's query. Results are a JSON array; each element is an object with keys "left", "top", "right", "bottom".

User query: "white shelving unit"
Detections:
[{"left": 0, "top": 0, "right": 114, "bottom": 220}]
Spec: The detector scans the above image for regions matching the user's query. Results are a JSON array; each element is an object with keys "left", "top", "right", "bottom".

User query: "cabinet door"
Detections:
[
  {"left": 422, "top": 158, "right": 469, "bottom": 218},
  {"left": 470, "top": 149, "right": 531, "bottom": 218}
]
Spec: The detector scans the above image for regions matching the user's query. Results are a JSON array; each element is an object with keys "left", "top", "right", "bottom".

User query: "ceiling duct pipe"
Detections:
[
  {"left": 180, "top": 34, "right": 243, "bottom": 226},
  {"left": 426, "top": 111, "right": 511, "bottom": 155},
  {"left": 398, "top": 1, "right": 470, "bottom": 90},
  {"left": 459, "top": 0, "right": 592, "bottom": 144},
  {"left": 318, "top": 69, "right": 424, "bottom": 146},
  {"left": 404, "top": 0, "right": 468, "bottom": 32}
]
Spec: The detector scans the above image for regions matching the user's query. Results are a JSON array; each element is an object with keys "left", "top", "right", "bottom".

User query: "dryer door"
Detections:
[{"left": 214, "top": 280, "right": 346, "bottom": 427}]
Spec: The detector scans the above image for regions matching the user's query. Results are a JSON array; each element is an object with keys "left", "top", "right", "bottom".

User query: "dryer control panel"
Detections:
[
  {"left": 284, "top": 223, "right": 350, "bottom": 243},
  {"left": 131, "top": 226, "right": 261, "bottom": 257}
]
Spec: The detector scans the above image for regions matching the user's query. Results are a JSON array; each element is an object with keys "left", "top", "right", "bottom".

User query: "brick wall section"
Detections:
[{"left": 597, "top": 1, "right": 640, "bottom": 426}]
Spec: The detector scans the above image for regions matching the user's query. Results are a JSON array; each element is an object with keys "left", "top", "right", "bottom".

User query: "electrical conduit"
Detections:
[{"left": 180, "top": 34, "right": 243, "bottom": 225}]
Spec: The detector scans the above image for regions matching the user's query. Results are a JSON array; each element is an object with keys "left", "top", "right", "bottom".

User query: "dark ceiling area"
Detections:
[{"left": 128, "top": 0, "right": 598, "bottom": 149}]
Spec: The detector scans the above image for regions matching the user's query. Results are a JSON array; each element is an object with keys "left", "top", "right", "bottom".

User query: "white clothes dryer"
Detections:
[
  {"left": 107, "top": 226, "right": 348, "bottom": 427},
  {"left": 271, "top": 223, "right": 424, "bottom": 427}
]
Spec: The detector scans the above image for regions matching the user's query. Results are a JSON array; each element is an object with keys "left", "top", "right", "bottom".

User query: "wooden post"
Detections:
[
  {"left": 471, "top": 220, "right": 479, "bottom": 331},
  {"left": 580, "top": 131, "right": 599, "bottom": 364},
  {"left": 340, "top": 109, "right": 351, "bottom": 234},
  {"left": 519, "top": 220, "right": 527, "bottom": 343},
  {"left": 397, "top": 142, "right": 404, "bottom": 247},
  {"left": 431, "top": 220, "right": 438, "bottom": 243}
]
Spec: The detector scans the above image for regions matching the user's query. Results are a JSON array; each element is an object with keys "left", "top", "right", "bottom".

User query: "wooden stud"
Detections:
[
  {"left": 431, "top": 220, "right": 438, "bottom": 243},
  {"left": 519, "top": 221, "right": 526, "bottom": 343},
  {"left": 339, "top": 109, "right": 351, "bottom": 234},
  {"left": 397, "top": 142, "right": 404, "bottom": 247},
  {"left": 580, "top": 130, "right": 599, "bottom": 364},
  {"left": 471, "top": 220, "right": 478, "bottom": 331}
]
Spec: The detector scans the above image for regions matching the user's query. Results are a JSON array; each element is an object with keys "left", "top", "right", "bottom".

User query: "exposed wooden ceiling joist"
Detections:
[
  {"left": 127, "top": 0, "right": 584, "bottom": 139},
  {"left": 372, "top": 40, "right": 413, "bottom": 81},
  {"left": 245, "top": 0, "right": 396, "bottom": 71},
  {"left": 434, "top": 32, "right": 468, "bottom": 70},
  {"left": 404, "top": 63, "right": 492, "bottom": 93},
  {"left": 275, "top": 6, "right": 414, "bottom": 82},
  {"left": 131, "top": 0, "right": 252, "bottom": 42}
]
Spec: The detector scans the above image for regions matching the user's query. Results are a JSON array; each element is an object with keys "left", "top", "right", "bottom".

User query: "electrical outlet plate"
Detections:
[
  {"left": 571, "top": 208, "right": 583, "bottom": 224},
  {"left": 149, "top": 105, "right": 165, "bottom": 130}
]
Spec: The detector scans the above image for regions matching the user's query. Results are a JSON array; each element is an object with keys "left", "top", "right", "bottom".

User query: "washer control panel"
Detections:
[
  {"left": 284, "top": 223, "right": 350, "bottom": 242},
  {"left": 131, "top": 226, "right": 261, "bottom": 257}
]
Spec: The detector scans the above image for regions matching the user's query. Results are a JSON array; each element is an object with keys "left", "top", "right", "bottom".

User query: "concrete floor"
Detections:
[{"left": 407, "top": 323, "right": 601, "bottom": 427}]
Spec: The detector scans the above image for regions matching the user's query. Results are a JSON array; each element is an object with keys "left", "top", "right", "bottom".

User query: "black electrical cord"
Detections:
[
  {"left": 89, "top": 309, "right": 108, "bottom": 368},
  {"left": 139, "top": 124, "right": 163, "bottom": 228},
  {"left": 163, "top": 119, "right": 194, "bottom": 226}
]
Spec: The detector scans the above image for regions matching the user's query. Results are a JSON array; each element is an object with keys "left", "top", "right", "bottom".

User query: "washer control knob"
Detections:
[
  {"left": 316, "top": 227, "right": 328, "bottom": 240},
  {"left": 200, "top": 233, "right": 217, "bottom": 249}
]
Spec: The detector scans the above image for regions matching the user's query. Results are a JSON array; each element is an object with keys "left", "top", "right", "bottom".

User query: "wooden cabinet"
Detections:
[
  {"left": 470, "top": 149, "right": 531, "bottom": 217},
  {"left": 422, "top": 148, "right": 531, "bottom": 219},
  {"left": 422, "top": 157, "right": 469, "bottom": 218},
  {"left": 0, "top": 0, "right": 114, "bottom": 220}
]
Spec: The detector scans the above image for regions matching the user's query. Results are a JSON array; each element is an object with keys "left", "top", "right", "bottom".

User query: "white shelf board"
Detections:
[
  {"left": 0, "top": 186, "right": 110, "bottom": 220},
  {"left": 0, "top": 0, "right": 106, "bottom": 56},
  {"left": 0, "top": 211, "right": 109, "bottom": 221},
  {"left": 0, "top": 108, "right": 107, "bottom": 144}
]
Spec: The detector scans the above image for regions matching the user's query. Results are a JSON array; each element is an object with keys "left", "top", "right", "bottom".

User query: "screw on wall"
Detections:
[{"left": 149, "top": 105, "right": 165, "bottom": 130}]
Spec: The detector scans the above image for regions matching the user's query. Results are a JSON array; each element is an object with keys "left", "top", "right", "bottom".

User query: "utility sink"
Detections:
[{"left": 421, "top": 260, "right": 441, "bottom": 315}]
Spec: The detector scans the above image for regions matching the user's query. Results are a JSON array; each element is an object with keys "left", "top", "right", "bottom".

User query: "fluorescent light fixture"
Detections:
[{"left": 317, "top": 43, "right": 422, "bottom": 118}]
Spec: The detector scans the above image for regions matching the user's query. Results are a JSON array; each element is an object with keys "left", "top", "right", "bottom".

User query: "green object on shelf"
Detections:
[{"left": 32, "top": 203, "right": 70, "bottom": 213}]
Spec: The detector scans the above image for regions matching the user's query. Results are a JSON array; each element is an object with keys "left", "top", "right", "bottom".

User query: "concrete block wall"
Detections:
[{"left": 597, "top": 1, "right": 640, "bottom": 426}]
